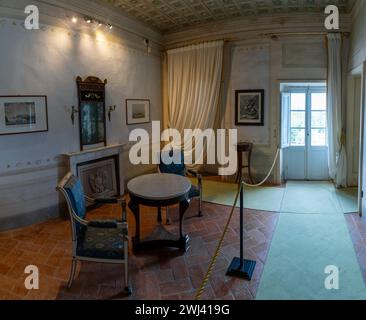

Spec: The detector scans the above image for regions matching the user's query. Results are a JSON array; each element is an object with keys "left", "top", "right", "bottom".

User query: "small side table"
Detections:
[
  {"left": 236, "top": 142, "right": 254, "bottom": 184},
  {"left": 127, "top": 173, "right": 191, "bottom": 252}
]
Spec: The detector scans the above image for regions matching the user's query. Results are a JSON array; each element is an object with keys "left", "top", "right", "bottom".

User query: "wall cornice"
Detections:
[{"left": 163, "top": 12, "right": 352, "bottom": 49}]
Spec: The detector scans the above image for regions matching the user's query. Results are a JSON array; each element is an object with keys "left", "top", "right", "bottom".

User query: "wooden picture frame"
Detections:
[
  {"left": 126, "top": 99, "right": 151, "bottom": 125},
  {"left": 235, "top": 90, "right": 264, "bottom": 126},
  {"left": 76, "top": 76, "right": 107, "bottom": 151},
  {"left": 0, "top": 95, "right": 48, "bottom": 135}
]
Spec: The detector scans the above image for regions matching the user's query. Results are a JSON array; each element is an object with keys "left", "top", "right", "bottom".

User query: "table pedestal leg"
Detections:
[
  {"left": 129, "top": 198, "right": 190, "bottom": 253},
  {"left": 128, "top": 200, "right": 140, "bottom": 250},
  {"left": 179, "top": 199, "right": 190, "bottom": 252}
]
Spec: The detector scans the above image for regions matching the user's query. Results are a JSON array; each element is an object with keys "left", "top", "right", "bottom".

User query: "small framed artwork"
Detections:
[
  {"left": 126, "top": 99, "right": 150, "bottom": 125},
  {"left": 0, "top": 95, "right": 48, "bottom": 135},
  {"left": 235, "top": 90, "right": 264, "bottom": 126}
]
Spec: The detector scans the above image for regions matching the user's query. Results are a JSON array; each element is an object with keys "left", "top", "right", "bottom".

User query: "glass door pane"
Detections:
[
  {"left": 290, "top": 92, "right": 306, "bottom": 146},
  {"left": 310, "top": 92, "right": 327, "bottom": 146}
]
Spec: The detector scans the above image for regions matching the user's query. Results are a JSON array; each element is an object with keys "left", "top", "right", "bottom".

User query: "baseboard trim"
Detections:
[{"left": 0, "top": 203, "right": 67, "bottom": 232}]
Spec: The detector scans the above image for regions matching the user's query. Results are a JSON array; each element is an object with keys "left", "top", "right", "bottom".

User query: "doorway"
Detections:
[{"left": 281, "top": 82, "right": 329, "bottom": 181}]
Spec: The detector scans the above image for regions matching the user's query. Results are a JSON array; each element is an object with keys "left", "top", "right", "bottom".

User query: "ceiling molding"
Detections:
[
  {"left": 163, "top": 12, "right": 352, "bottom": 49},
  {"left": 101, "top": 0, "right": 352, "bottom": 33}
]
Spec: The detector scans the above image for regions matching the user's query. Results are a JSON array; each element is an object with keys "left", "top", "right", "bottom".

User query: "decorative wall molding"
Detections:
[
  {"left": 0, "top": 156, "right": 65, "bottom": 177},
  {"left": 163, "top": 12, "right": 352, "bottom": 49},
  {"left": 0, "top": 203, "right": 65, "bottom": 232}
]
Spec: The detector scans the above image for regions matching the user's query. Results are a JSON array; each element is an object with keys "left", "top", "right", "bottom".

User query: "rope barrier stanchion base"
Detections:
[{"left": 226, "top": 257, "right": 256, "bottom": 280}]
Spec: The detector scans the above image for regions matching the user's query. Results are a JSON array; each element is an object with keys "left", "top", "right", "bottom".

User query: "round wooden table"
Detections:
[{"left": 127, "top": 173, "right": 191, "bottom": 252}]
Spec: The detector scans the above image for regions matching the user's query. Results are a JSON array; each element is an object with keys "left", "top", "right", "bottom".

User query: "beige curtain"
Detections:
[
  {"left": 164, "top": 40, "right": 224, "bottom": 164},
  {"left": 327, "top": 33, "right": 347, "bottom": 187}
]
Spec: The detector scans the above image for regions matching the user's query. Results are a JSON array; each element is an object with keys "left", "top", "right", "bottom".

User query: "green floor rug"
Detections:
[
  {"left": 256, "top": 181, "right": 365, "bottom": 300},
  {"left": 190, "top": 178, "right": 285, "bottom": 212},
  {"left": 196, "top": 178, "right": 358, "bottom": 215},
  {"left": 280, "top": 181, "right": 342, "bottom": 215},
  {"left": 256, "top": 213, "right": 366, "bottom": 300}
]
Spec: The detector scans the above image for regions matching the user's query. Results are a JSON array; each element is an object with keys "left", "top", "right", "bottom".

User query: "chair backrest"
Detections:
[
  {"left": 57, "top": 172, "right": 87, "bottom": 240},
  {"left": 159, "top": 149, "right": 186, "bottom": 176}
]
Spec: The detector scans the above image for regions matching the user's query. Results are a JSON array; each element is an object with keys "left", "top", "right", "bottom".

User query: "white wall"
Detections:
[
  {"left": 0, "top": 1, "right": 162, "bottom": 230},
  {"left": 349, "top": 1, "right": 366, "bottom": 71},
  {"left": 220, "top": 37, "right": 327, "bottom": 183}
]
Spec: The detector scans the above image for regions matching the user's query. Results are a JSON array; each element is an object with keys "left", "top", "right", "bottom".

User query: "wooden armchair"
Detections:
[
  {"left": 56, "top": 172, "right": 131, "bottom": 295},
  {"left": 158, "top": 149, "right": 203, "bottom": 224}
]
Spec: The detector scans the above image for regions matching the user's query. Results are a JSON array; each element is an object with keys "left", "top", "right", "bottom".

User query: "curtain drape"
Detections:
[
  {"left": 327, "top": 33, "right": 347, "bottom": 187},
  {"left": 165, "top": 40, "right": 224, "bottom": 165}
]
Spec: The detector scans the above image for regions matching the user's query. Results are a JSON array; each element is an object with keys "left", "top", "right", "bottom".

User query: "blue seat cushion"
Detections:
[
  {"left": 64, "top": 176, "right": 86, "bottom": 220},
  {"left": 77, "top": 225, "right": 125, "bottom": 260},
  {"left": 159, "top": 149, "right": 185, "bottom": 176},
  {"left": 189, "top": 184, "right": 200, "bottom": 198}
]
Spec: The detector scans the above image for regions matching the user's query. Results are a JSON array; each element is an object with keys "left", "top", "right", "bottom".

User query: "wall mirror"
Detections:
[{"left": 76, "top": 76, "right": 107, "bottom": 151}]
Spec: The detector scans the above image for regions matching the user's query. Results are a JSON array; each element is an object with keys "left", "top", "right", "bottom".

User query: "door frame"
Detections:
[
  {"left": 278, "top": 80, "right": 327, "bottom": 183},
  {"left": 359, "top": 63, "right": 366, "bottom": 217},
  {"left": 348, "top": 62, "right": 365, "bottom": 217}
]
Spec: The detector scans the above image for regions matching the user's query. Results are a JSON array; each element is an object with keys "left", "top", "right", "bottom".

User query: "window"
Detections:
[
  {"left": 282, "top": 86, "right": 327, "bottom": 148},
  {"left": 290, "top": 93, "right": 306, "bottom": 146},
  {"left": 310, "top": 93, "right": 327, "bottom": 146}
]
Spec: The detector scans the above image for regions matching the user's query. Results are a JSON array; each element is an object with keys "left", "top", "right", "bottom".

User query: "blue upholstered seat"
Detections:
[
  {"left": 158, "top": 149, "right": 203, "bottom": 218},
  {"left": 64, "top": 176, "right": 87, "bottom": 232},
  {"left": 63, "top": 176, "right": 127, "bottom": 260},
  {"left": 77, "top": 224, "right": 125, "bottom": 260},
  {"left": 189, "top": 185, "right": 200, "bottom": 198},
  {"left": 159, "top": 150, "right": 185, "bottom": 176},
  {"left": 57, "top": 172, "right": 131, "bottom": 294}
]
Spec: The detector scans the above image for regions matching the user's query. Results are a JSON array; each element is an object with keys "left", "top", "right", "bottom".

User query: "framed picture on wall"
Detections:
[
  {"left": 0, "top": 95, "right": 48, "bottom": 135},
  {"left": 235, "top": 90, "right": 264, "bottom": 126},
  {"left": 126, "top": 99, "right": 150, "bottom": 125}
]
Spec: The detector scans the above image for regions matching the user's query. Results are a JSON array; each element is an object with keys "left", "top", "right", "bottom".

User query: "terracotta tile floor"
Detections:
[
  {"left": 345, "top": 213, "right": 366, "bottom": 282},
  {"left": 0, "top": 201, "right": 279, "bottom": 300}
]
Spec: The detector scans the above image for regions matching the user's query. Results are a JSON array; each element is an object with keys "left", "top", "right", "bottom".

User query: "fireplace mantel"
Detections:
[{"left": 63, "top": 144, "right": 126, "bottom": 196}]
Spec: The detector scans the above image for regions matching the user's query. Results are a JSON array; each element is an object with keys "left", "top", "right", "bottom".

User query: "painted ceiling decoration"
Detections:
[{"left": 101, "top": 0, "right": 352, "bottom": 33}]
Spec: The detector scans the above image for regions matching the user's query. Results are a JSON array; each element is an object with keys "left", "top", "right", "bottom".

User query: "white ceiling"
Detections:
[{"left": 100, "top": 0, "right": 353, "bottom": 33}]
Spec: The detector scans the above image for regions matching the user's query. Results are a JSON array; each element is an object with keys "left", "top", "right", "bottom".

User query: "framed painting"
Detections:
[
  {"left": 126, "top": 99, "right": 150, "bottom": 125},
  {"left": 0, "top": 95, "right": 48, "bottom": 135},
  {"left": 235, "top": 90, "right": 264, "bottom": 126}
]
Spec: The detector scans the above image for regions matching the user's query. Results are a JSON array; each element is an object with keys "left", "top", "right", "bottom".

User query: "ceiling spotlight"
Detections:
[
  {"left": 72, "top": 16, "right": 78, "bottom": 23},
  {"left": 108, "top": 24, "right": 113, "bottom": 29},
  {"left": 85, "top": 17, "right": 92, "bottom": 24},
  {"left": 98, "top": 21, "right": 103, "bottom": 27}
]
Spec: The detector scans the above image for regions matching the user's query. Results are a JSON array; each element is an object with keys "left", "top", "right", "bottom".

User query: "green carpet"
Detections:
[
  {"left": 196, "top": 178, "right": 358, "bottom": 215},
  {"left": 256, "top": 181, "right": 366, "bottom": 300},
  {"left": 190, "top": 178, "right": 285, "bottom": 212},
  {"left": 280, "top": 181, "right": 342, "bottom": 215},
  {"left": 256, "top": 213, "right": 366, "bottom": 300}
]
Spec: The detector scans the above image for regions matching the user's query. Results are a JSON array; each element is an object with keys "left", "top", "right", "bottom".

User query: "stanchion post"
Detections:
[
  {"left": 226, "top": 181, "right": 256, "bottom": 280},
  {"left": 239, "top": 181, "right": 244, "bottom": 268}
]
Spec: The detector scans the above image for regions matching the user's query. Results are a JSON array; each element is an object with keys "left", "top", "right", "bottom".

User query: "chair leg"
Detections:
[
  {"left": 166, "top": 207, "right": 171, "bottom": 225},
  {"left": 198, "top": 196, "right": 203, "bottom": 217},
  {"left": 67, "top": 259, "right": 77, "bottom": 289},
  {"left": 124, "top": 240, "right": 132, "bottom": 296}
]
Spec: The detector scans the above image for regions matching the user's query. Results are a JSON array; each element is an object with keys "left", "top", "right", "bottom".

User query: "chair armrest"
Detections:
[{"left": 88, "top": 220, "right": 118, "bottom": 228}]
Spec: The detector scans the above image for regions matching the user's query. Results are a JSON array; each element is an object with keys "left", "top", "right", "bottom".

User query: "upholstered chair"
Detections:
[
  {"left": 158, "top": 149, "right": 203, "bottom": 224},
  {"left": 56, "top": 172, "right": 131, "bottom": 295}
]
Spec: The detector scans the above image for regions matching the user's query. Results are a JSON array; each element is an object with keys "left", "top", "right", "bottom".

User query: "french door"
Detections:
[{"left": 282, "top": 86, "right": 329, "bottom": 181}]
